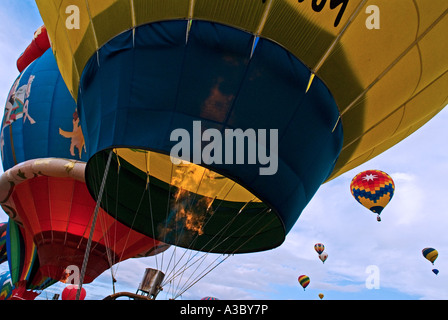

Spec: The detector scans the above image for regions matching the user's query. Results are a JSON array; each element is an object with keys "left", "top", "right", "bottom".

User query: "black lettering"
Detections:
[
  {"left": 312, "top": 0, "right": 326, "bottom": 12},
  {"left": 329, "top": 0, "right": 349, "bottom": 27},
  {"left": 297, "top": 0, "right": 349, "bottom": 27}
]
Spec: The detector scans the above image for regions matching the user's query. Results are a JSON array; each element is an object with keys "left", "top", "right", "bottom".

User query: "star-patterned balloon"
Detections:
[{"left": 350, "top": 170, "right": 395, "bottom": 221}]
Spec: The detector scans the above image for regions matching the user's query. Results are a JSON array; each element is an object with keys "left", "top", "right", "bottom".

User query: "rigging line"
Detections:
[
  {"left": 115, "top": 174, "right": 149, "bottom": 264},
  {"left": 161, "top": 162, "right": 196, "bottom": 274},
  {"left": 202, "top": 206, "right": 271, "bottom": 256},
  {"left": 103, "top": 167, "right": 152, "bottom": 278},
  {"left": 104, "top": 150, "right": 149, "bottom": 274},
  {"left": 174, "top": 214, "right": 278, "bottom": 300},
  {"left": 168, "top": 248, "right": 196, "bottom": 298},
  {"left": 174, "top": 169, "right": 237, "bottom": 251},
  {"left": 161, "top": 246, "right": 202, "bottom": 286},
  {"left": 144, "top": 170, "right": 161, "bottom": 271},
  {"left": 162, "top": 191, "right": 255, "bottom": 285},
  {"left": 220, "top": 209, "right": 274, "bottom": 255},
  {"left": 162, "top": 200, "right": 265, "bottom": 288},
  {"left": 173, "top": 254, "right": 231, "bottom": 300},
  {"left": 63, "top": 170, "right": 77, "bottom": 246},
  {"left": 174, "top": 179, "right": 239, "bottom": 254},
  {"left": 77, "top": 155, "right": 104, "bottom": 248},
  {"left": 107, "top": 150, "right": 121, "bottom": 269},
  {"left": 161, "top": 182, "right": 240, "bottom": 281},
  {"left": 171, "top": 164, "right": 205, "bottom": 249},
  {"left": 192, "top": 197, "right": 259, "bottom": 254},
  {"left": 86, "top": 164, "right": 116, "bottom": 269},
  {"left": 109, "top": 149, "right": 121, "bottom": 274},
  {"left": 170, "top": 249, "right": 223, "bottom": 295},
  {"left": 76, "top": 149, "right": 113, "bottom": 300},
  {"left": 171, "top": 166, "right": 208, "bottom": 249},
  {"left": 161, "top": 246, "right": 186, "bottom": 287},
  {"left": 162, "top": 162, "right": 175, "bottom": 246},
  {"left": 175, "top": 254, "right": 229, "bottom": 299}
]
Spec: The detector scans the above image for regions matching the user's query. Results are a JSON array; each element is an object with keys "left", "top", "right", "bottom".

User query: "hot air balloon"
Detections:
[
  {"left": 350, "top": 170, "right": 395, "bottom": 221},
  {"left": 0, "top": 271, "right": 13, "bottom": 300},
  {"left": 62, "top": 284, "right": 86, "bottom": 300},
  {"left": 201, "top": 296, "right": 219, "bottom": 300},
  {"left": 319, "top": 252, "right": 328, "bottom": 264},
  {"left": 318, "top": 293, "right": 324, "bottom": 300},
  {"left": 422, "top": 248, "right": 438, "bottom": 265},
  {"left": 35, "top": 1, "right": 447, "bottom": 261},
  {"left": 298, "top": 275, "right": 310, "bottom": 291},
  {"left": 432, "top": 269, "right": 439, "bottom": 275},
  {"left": 0, "top": 222, "right": 7, "bottom": 264},
  {"left": 6, "top": 218, "right": 58, "bottom": 300},
  {"left": 314, "top": 243, "right": 325, "bottom": 255},
  {"left": 0, "top": 47, "right": 168, "bottom": 285}
]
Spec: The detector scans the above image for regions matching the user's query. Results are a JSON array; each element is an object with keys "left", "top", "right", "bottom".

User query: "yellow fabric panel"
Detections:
[
  {"left": 346, "top": 109, "right": 404, "bottom": 161},
  {"left": 341, "top": 47, "right": 421, "bottom": 145},
  {"left": 132, "top": 0, "right": 189, "bottom": 26},
  {"left": 194, "top": 0, "right": 266, "bottom": 34},
  {"left": 414, "top": 0, "right": 448, "bottom": 36},
  {"left": 72, "top": 22, "right": 97, "bottom": 84},
  {"left": 317, "top": 0, "right": 419, "bottom": 111},
  {"left": 115, "top": 149, "right": 260, "bottom": 203},
  {"left": 88, "top": 0, "right": 133, "bottom": 46},
  {"left": 414, "top": 13, "right": 448, "bottom": 94},
  {"left": 397, "top": 71, "right": 448, "bottom": 132},
  {"left": 262, "top": 0, "right": 367, "bottom": 69}
]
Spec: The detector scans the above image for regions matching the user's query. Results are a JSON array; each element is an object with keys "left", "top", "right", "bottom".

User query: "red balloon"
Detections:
[{"left": 62, "top": 285, "right": 86, "bottom": 300}]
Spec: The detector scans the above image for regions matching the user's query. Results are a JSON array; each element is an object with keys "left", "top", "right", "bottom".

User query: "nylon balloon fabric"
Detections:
[{"left": 350, "top": 170, "right": 395, "bottom": 215}]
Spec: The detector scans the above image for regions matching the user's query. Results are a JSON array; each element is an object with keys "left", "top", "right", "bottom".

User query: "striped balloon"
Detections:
[
  {"left": 201, "top": 296, "right": 219, "bottom": 300},
  {"left": 0, "top": 271, "right": 12, "bottom": 300},
  {"left": 350, "top": 170, "right": 395, "bottom": 221},
  {"left": 298, "top": 275, "right": 310, "bottom": 291},
  {"left": 0, "top": 222, "right": 6, "bottom": 264},
  {"left": 422, "top": 248, "right": 438, "bottom": 265}
]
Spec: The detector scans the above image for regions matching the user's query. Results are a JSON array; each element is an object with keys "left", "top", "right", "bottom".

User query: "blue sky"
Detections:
[{"left": 0, "top": 1, "right": 447, "bottom": 300}]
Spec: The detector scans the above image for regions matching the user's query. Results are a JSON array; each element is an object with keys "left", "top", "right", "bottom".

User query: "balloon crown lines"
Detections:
[{"left": 170, "top": 121, "right": 278, "bottom": 176}]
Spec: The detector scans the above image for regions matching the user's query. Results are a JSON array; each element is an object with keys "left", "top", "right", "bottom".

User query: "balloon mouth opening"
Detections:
[{"left": 85, "top": 147, "right": 285, "bottom": 254}]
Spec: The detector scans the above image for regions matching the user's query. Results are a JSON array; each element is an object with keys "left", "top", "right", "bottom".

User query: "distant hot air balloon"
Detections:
[
  {"left": 350, "top": 170, "right": 395, "bottom": 221},
  {"left": 319, "top": 252, "right": 328, "bottom": 264},
  {"left": 201, "top": 296, "right": 219, "bottom": 300},
  {"left": 36, "top": 0, "right": 448, "bottom": 259},
  {"left": 422, "top": 248, "right": 438, "bottom": 265},
  {"left": 298, "top": 275, "right": 310, "bottom": 291},
  {"left": 432, "top": 269, "right": 439, "bottom": 275},
  {"left": 0, "top": 222, "right": 7, "bottom": 264},
  {"left": 318, "top": 293, "right": 324, "bottom": 300},
  {"left": 0, "top": 271, "right": 13, "bottom": 300},
  {"left": 6, "top": 218, "right": 57, "bottom": 300},
  {"left": 62, "top": 285, "right": 86, "bottom": 300},
  {"left": 314, "top": 243, "right": 325, "bottom": 255}
]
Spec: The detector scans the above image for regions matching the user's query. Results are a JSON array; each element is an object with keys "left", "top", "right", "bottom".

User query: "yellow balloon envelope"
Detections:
[{"left": 36, "top": 0, "right": 448, "bottom": 180}]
